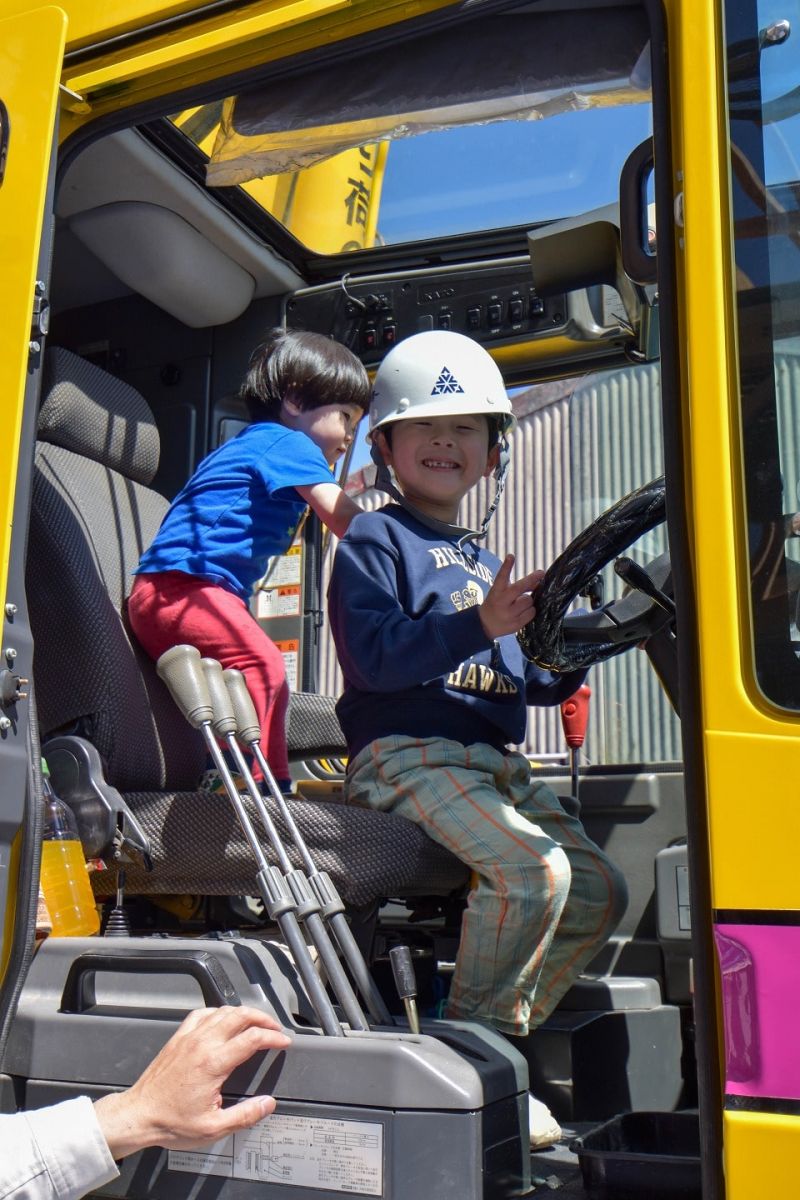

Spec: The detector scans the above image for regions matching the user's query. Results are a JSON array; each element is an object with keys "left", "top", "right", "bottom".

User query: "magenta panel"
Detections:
[{"left": 714, "top": 923, "right": 800, "bottom": 1100}]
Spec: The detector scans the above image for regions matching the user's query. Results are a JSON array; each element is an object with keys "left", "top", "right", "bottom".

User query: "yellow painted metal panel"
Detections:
[
  {"left": 707, "top": 730, "right": 800, "bottom": 909},
  {"left": 667, "top": 0, "right": 800, "bottom": 743},
  {"left": 57, "top": 0, "right": 462, "bottom": 135},
  {"left": 0, "top": 0, "right": 451, "bottom": 54},
  {"left": 0, "top": 2, "right": 65, "bottom": 984},
  {"left": 725, "top": 1110, "right": 800, "bottom": 1200},
  {"left": 667, "top": 0, "right": 742, "bottom": 735},
  {"left": 0, "top": 4, "right": 65, "bottom": 620},
  {"left": 65, "top": 0, "right": 351, "bottom": 94},
  {"left": 665, "top": 0, "right": 800, "bottom": 913},
  {"left": 1, "top": 0, "right": 228, "bottom": 54},
  {"left": 281, "top": 141, "right": 387, "bottom": 254}
]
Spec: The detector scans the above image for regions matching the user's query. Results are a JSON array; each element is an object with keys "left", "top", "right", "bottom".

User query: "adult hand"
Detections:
[
  {"left": 93, "top": 1005, "right": 291, "bottom": 1159},
  {"left": 479, "top": 555, "right": 545, "bottom": 641}
]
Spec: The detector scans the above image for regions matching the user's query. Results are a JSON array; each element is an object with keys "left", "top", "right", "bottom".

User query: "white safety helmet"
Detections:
[
  {"left": 368, "top": 330, "right": 516, "bottom": 544},
  {"left": 368, "top": 330, "right": 516, "bottom": 440}
]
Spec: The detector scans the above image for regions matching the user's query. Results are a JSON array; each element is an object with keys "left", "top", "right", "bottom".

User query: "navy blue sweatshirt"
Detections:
[{"left": 328, "top": 505, "right": 587, "bottom": 758}]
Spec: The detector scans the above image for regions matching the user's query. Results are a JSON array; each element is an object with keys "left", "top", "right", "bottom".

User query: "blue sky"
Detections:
[{"left": 378, "top": 104, "right": 653, "bottom": 242}]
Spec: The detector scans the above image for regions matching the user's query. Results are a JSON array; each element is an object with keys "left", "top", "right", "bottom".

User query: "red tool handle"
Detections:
[{"left": 560, "top": 684, "right": 591, "bottom": 748}]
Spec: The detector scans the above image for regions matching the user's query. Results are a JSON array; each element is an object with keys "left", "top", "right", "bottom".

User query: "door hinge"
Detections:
[{"left": 30, "top": 279, "right": 50, "bottom": 357}]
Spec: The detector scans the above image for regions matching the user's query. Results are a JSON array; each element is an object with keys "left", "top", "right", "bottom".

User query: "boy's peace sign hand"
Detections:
[{"left": 479, "top": 555, "right": 545, "bottom": 641}]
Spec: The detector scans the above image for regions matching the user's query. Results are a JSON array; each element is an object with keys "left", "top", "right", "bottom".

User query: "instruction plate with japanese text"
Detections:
[{"left": 168, "top": 1112, "right": 384, "bottom": 1194}]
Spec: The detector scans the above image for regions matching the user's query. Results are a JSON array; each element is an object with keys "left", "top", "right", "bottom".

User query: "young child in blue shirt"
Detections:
[
  {"left": 129, "top": 327, "right": 369, "bottom": 788},
  {"left": 328, "top": 330, "right": 627, "bottom": 1146}
]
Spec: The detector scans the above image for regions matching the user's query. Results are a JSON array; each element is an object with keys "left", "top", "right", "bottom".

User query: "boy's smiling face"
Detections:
[{"left": 376, "top": 414, "right": 499, "bottom": 524}]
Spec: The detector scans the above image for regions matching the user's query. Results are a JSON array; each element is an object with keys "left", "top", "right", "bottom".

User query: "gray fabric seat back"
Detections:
[{"left": 27, "top": 347, "right": 206, "bottom": 791}]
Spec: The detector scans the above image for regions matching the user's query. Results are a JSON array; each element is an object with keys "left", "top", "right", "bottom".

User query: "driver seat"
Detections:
[{"left": 26, "top": 346, "right": 468, "bottom": 907}]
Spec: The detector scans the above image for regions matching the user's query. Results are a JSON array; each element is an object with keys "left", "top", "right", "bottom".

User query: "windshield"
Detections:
[{"left": 171, "top": 9, "right": 652, "bottom": 256}]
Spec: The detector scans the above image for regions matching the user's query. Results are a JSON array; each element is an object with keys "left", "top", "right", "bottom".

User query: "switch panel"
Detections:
[{"left": 283, "top": 261, "right": 567, "bottom": 367}]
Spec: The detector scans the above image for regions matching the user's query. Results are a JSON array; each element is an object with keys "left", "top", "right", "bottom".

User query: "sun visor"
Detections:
[
  {"left": 207, "top": 11, "right": 651, "bottom": 186},
  {"left": 69, "top": 201, "right": 256, "bottom": 327}
]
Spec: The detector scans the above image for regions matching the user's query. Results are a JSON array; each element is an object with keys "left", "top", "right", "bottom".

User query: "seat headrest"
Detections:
[{"left": 38, "top": 347, "right": 160, "bottom": 486}]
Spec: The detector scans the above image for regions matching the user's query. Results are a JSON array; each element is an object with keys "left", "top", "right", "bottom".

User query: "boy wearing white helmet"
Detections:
[{"left": 327, "top": 331, "right": 627, "bottom": 1147}]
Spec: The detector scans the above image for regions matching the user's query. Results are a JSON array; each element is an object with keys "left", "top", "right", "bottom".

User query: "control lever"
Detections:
[
  {"left": 103, "top": 862, "right": 132, "bottom": 937},
  {"left": 201, "top": 658, "right": 369, "bottom": 1034},
  {"left": 157, "top": 645, "right": 343, "bottom": 1038},
  {"left": 614, "top": 555, "right": 676, "bottom": 617},
  {"left": 389, "top": 945, "right": 420, "bottom": 1035},
  {"left": 579, "top": 573, "right": 604, "bottom": 610},
  {"left": 560, "top": 684, "right": 591, "bottom": 815},
  {"left": 112, "top": 818, "right": 154, "bottom": 874},
  {"left": 224, "top": 667, "right": 392, "bottom": 1027}
]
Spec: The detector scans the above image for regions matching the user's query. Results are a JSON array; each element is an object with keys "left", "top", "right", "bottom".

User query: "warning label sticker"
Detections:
[
  {"left": 256, "top": 584, "right": 301, "bottom": 620},
  {"left": 168, "top": 1113, "right": 383, "bottom": 1194},
  {"left": 274, "top": 638, "right": 299, "bottom": 692},
  {"left": 263, "top": 546, "right": 303, "bottom": 588}
]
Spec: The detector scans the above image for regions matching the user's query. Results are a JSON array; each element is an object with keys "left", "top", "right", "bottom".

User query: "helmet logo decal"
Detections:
[{"left": 431, "top": 367, "right": 464, "bottom": 395}]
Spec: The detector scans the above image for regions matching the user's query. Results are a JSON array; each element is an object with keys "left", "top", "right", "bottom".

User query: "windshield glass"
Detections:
[
  {"left": 373, "top": 106, "right": 653, "bottom": 245},
  {"left": 170, "top": 8, "right": 652, "bottom": 256},
  {"left": 726, "top": 0, "right": 800, "bottom": 708}
]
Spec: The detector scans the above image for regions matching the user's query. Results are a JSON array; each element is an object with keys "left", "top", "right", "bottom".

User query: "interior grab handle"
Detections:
[
  {"left": 60, "top": 948, "right": 242, "bottom": 1013},
  {"left": 619, "top": 137, "right": 656, "bottom": 286}
]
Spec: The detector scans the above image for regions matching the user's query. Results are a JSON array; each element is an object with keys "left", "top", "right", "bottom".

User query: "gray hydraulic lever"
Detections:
[
  {"left": 200, "top": 658, "right": 368, "bottom": 1033},
  {"left": 156, "top": 645, "right": 343, "bottom": 1038},
  {"left": 223, "top": 667, "right": 394, "bottom": 1028},
  {"left": 614, "top": 555, "right": 676, "bottom": 617},
  {"left": 389, "top": 945, "right": 420, "bottom": 1035}
]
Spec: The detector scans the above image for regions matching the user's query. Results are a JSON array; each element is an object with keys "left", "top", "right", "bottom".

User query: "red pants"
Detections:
[{"left": 128, "top": 571, "right": 290, "bottom": 781}]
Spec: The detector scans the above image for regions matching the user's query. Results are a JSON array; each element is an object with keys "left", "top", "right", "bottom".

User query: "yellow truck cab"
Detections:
[{"left": 1, "top": 1, "right": 800, "bottom": 1197}]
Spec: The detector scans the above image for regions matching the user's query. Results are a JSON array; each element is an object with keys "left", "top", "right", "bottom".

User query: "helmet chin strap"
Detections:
[{"left": 371, "top": 442, "right": 510, "bottom": 548}]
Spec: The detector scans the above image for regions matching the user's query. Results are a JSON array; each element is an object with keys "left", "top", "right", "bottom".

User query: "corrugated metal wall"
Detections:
[
  {"left": 317, "top": 350, "right": 800, "bottom": 766},
  {"left": 567, "top": 362, "right": 678, "bottom": 765}
]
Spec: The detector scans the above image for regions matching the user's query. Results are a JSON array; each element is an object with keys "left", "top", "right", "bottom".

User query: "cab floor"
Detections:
[{"left": 528, "top": 1124, "right": 590, "bottom": 1197}]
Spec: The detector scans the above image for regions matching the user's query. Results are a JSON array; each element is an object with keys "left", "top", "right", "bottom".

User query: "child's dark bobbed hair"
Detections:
[{"left": 240, "top": 327, "right": 370, "bottom": 419}]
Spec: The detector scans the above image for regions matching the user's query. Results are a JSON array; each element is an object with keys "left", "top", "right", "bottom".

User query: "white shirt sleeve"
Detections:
[{"left": 0, "top": 1096, "right": 119, "bottom": 1200}]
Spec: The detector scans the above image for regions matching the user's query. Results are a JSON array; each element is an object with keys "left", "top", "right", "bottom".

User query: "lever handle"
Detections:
[
  {"left": 156, "top": 645, "right": 213, "bottom": 727},
  {"left": 223, "top": 668, "right": 262, "bottom": 745},
  {"left": 389, "top": 945, "right": 420, "bottom": 1035},
  {"left": 560, "top": 684, "right": 591, "bottom": 749},
  {"left": 389, "top": 945, "right": 417, "bottom": 1000},
  {"left": 200, "top": 658, "right": 238, "bottom": 737},
  {"left": 614, "top": 555, "right": 676, "bottom": 617}
]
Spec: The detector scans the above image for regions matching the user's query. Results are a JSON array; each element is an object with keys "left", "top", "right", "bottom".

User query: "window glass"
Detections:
[
  {"left": 726, "top": 0, "right": 800, "bottom": 706},
  {"left": 533, "top": 360, "right": 677, "bottom": 766},
  {"left": 171, "top": 7, "right": 653, "bottom": 256}
]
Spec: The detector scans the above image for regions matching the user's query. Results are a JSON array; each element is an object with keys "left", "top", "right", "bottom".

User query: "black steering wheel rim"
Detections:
[{"left": 517, "top": 476, "right": 667, "bottom": 671}]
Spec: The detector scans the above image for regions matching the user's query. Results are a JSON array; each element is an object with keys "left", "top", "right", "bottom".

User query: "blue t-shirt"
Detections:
[
  {"left": 137, "top": 422, "right": 333, "bottom": 601},
  {"left": 328, "top": 505, "right": 587, "bottom": 756}
]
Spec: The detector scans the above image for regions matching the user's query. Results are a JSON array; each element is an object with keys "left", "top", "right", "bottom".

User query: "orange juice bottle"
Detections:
[{"left": 40, "top": 759, "right": 100, "bottom": 937}]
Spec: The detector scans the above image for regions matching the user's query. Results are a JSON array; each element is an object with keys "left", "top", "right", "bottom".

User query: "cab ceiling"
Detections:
[{"left": 51, "top": 128, "right": 303, "bottom": 324}]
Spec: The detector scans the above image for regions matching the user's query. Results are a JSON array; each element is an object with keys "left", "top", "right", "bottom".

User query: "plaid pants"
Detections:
[{"left": 346, "top": 736, "right": 628, "bottom": 1036}]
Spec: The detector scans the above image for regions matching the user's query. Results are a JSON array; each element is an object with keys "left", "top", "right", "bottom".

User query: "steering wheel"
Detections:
[{"left": 517, "top": 477, "right": 672, "bottom": 673}]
